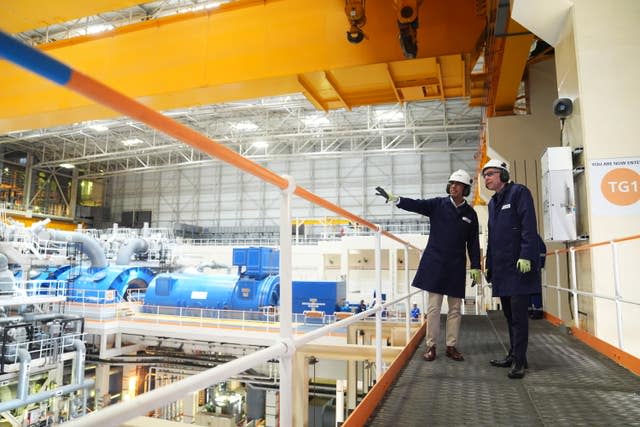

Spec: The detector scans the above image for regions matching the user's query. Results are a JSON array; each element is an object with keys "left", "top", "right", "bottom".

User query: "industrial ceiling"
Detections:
[{"left": 0, "top": 0, "right": 538, "bottom": 180}]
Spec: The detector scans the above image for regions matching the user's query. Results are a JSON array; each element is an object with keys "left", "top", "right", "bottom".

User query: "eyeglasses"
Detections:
[{"left": 483, "top": 171, "right": 498, "bottom": 178}]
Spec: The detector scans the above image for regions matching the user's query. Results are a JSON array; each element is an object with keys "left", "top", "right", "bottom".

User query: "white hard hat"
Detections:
[
  {"left": 482, "top": 159, "right": 509, "bottom": 174},
  {"left": 448, "top": 169, "right": 472, "bottom": 186}
]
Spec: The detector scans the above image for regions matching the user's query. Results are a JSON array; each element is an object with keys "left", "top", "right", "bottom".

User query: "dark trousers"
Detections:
[{"left": 500, "top": 295, "right": 529, "bottom": 367}]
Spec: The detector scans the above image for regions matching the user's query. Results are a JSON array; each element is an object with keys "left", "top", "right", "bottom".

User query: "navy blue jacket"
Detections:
[
  {"left": 397, "top": 196, "right": 481, "bottom": 298},
  {"left": 486, "top": 183, "right": 542, "bottom": 296}
]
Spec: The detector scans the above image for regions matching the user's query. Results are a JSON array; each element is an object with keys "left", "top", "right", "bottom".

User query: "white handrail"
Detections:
[
  {"left": 543, "top": 238, "right": 640, "bottom": 352},
  {"left": 65, "top": 291, "right": 419, "bottom": 427}
]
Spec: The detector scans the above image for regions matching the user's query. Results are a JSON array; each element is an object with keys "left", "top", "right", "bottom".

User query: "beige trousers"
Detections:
[{"left": 425, "top": 292, "right": 462, "bottom": 348}]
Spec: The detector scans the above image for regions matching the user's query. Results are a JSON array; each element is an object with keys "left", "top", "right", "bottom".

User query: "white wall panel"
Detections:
[{"left": 108, "top": 151, "right": 476, "bottom": 230}]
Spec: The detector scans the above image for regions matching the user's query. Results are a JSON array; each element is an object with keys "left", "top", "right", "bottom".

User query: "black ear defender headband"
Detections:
[
  {"left": 446, "top": 182, "right": 471, "bottom": 197},
  {"left": 498, "top": 162, "right": 509, "bottom": 182}
]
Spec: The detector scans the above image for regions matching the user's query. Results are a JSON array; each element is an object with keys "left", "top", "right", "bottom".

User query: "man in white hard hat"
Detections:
[
  {"left": 375, "top": 170, "right": 481, "bottom": 362},
  {"left": 482, "top": 159, "right": 541, "bottom": 379}
]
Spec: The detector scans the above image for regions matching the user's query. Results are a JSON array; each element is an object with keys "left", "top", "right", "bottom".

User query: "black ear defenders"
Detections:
[
  {"left": 446, "top": 183, "right": 471, "bottom": 197},
  {"left": 499, "top": 164, "right": 510, "bottom": 182}
]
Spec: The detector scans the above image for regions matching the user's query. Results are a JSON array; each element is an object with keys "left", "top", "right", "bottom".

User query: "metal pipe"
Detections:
[
  {"left": 610, "top": 241, "right": 624, "bottom": 350},
  {"left": 555, "top": 250, "right": 561, "bottom": 319},
  {"left": 73, "top": 340, "right": 86, "bottom": 385},
  {"left": 569, "top": 247, "right": 579, "bottom": 328},
  {"left": 115, "top": 238, "right": 149, "bottom": 265},
  {"left": 0, "top": 380, "right": 94, "bottom": 413},
  {"left": 70, "top": 339, "right": 89, "bottom": 416},
  {"left": 34, "top": 225, "right": 108, "bottom": 270},
  {"left": 17, "top": 348, "right": 31, "bottom": 401}
]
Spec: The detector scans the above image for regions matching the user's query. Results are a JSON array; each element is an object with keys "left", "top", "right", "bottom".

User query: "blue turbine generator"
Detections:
[
  {"left": 58, "top": 265, "right": 156, "bottom": 303},
  {"left": 143, "top": 247, "right": 345, "bottom": 314},
  {"left": 144, "top": 247, "right": 280, "bottom": 310}
]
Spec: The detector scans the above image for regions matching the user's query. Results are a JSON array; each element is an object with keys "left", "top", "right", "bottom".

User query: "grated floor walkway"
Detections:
[{"left": 366, "top": 312, "right": 640, "bottom": 426}]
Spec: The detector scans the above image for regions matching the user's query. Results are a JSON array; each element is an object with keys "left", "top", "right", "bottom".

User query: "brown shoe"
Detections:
[
  {"left": 446, "top": 346, "right": 464, "bottom": 361},
  {"left": 423, "top": 346, "right": 436, "bottom": 361}
]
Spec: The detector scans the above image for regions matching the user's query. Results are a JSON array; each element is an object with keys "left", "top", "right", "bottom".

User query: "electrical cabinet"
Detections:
[{"left": 541, "top": 147, "right": 577, "bottom": 241}]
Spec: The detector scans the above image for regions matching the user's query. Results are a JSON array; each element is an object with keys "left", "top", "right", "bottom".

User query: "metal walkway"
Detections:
[{"left": 367, "top": 312, "right": 640, "bottom": 426}]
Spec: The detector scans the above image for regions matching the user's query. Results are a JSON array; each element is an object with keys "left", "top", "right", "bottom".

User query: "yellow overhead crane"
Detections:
[
  {"left": 0, "top": 0, "right": 534, "bottom": 138},
  {"left": 0, "top": 0, "right": 488, "bottom": 134},
  {"left": 345, "top": 0, "right": 423, "bottom": 59}
]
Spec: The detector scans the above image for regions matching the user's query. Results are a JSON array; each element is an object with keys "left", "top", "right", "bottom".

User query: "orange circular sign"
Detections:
[{"left": 600, "top": 167, "right": 640, "bottom": 206}]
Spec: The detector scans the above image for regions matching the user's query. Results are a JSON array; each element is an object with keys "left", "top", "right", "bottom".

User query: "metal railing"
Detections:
[{"left": 542, "top": 234, "right": 640, "bottom": 353}]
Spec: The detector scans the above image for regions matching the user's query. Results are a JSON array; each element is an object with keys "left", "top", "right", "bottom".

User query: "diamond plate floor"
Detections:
[{"left": 366, "top": 312, "right": 640, "bottom": 426}]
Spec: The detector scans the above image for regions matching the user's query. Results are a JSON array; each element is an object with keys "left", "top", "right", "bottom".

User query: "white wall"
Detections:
[{"left": 554, "top": 0, "right": 640, "bottom": 356}]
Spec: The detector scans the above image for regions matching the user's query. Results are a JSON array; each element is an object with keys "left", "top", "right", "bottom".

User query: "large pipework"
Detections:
[
  {"left": 0, "top": 253, "right": 8, "bottom": 270},
  {"left": 17, "top": 348, "right": 31, "bottom": 401},
  {"left": 32, "top": 219, "right": 108, "bottom": 270},
  {"left": 73, "top": 339, "right": 88, "bottom": 415},
  {"left": 0, "top": 340, "right": 93, "bottom": 413},
  {"left": 116, "top": 238, "right": 149, "bottom": 265}
]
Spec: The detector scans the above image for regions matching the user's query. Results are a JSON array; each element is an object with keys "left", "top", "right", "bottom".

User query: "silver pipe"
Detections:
[
  {"left": 0, "top": 316, "right": 24, "bottom": 323},
  {"left": 73, "top": 340, "right": 86, "bottom": 385},
  {"left": 0, "top": 253, "right": 8, "bottom": 270},
  {"left": 115, "top": 238, "right": 149, "bottom": 265},
  {"left": 0, "top": 380, "right": 94, "bottom": 413},
  {"left": 17, "top": 348, "right": 31, "bottom": 401},
  {"left": 34, "top": 222, "right": 107, "bottom": 270},
  {"left": 72, "top": 339, "right": 88, "bottom": 415}
]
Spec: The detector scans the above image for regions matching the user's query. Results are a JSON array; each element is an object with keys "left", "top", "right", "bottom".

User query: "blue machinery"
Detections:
[
  {"left": 145, "top": 247, "right": 280, "bottom": 310},
  {"left": 144, "top": 247, "right": 345, "bottom": 313},
  {"left": 24, "top": 244, "right": 342, "bottom": 313}
]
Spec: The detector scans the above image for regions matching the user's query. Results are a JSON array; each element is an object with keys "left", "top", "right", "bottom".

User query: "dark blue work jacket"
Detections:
[
  {"left": 486, "top": 183, "right": 542, "bottom": 297},
  {"left": 397, "top": 196, "right": 481, "bottom": 298}
]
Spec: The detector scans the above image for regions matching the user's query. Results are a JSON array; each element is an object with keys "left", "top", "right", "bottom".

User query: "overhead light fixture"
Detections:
[
  {"left": 302, "top": 115, "right": 331, "bottom": 127},
  {"left": 252, "top": 140, "right": 269, "bottom": 149},
  {"left": 191, "top": 1, "right": 226, "bottom": 12},
  {"left": 85, "top": 24, "right": 115, "bottom": 35},
  {"left": 88, "top": 124, "right": 109, "bottom": 132},
  {"left": 231, "top": 121, "right": 258, "bottom": 132},
  {"left": 121, "top": 138, "right": 143, "bottom": 146},
  {"left": 60, "top": 163, "right": 75, "bottom": 169}
]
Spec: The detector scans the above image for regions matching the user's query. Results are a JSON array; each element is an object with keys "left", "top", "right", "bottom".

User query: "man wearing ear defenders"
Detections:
[
  {"left": 375, "top": 170, "right": 481, "bottom": 362},
  {"left": 482, "top": 159, "right": 541, "bottom": 379}
]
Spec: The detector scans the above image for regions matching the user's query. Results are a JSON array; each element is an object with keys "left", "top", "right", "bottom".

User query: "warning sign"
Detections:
[{"left": 589, "top": 157, "right": 640, "bottom": 216}]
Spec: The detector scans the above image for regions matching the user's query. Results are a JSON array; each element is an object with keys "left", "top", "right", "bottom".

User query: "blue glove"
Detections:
[
  {"left": 517, "top": 259, "right": 531, "bottom": 273},
  {"left": 469, "top": 269, "right": 482, "bottom": 285},
  {"left": 484, "top": 269, "right": 491, "bottom": 283},
  {"left": 375, "top": 186, "right": 399, "bottom": 204}
]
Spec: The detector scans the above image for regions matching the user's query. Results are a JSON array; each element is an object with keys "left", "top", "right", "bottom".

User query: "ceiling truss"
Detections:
[{"left": 0, "top": 96, "right": 482, "bottom": 179}]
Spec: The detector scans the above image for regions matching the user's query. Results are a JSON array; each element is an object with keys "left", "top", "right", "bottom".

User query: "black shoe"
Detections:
[
  {"left": 490, "top": 354, "right": 514, "bottom": 368},
  {"left": 507, "top": 365, "right": 526, "bottom": 379}
]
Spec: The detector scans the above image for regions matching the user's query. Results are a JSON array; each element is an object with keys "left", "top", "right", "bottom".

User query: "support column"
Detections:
[
  {"left": 346, "top": 360, "right": 357, "bottom": 412},
  {"left": 94, "top": 364, "right": 110, "bottom": 409},
  {"left": 181, "top": 392, "right": 197, "bottom": 424},
  {"left": 23, "top": 153, "right": 33, "bottom": 211},
  {"left": 69, "top": 167, "right": 78, "bottom": 219},
  {"left": 292, "top": 352, "right": 309, "bottom": 427}
]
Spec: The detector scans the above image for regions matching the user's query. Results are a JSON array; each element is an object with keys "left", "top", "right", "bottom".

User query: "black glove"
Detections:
[{"left": 375, "top": 186, "right": 398, "bottom": 203}]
